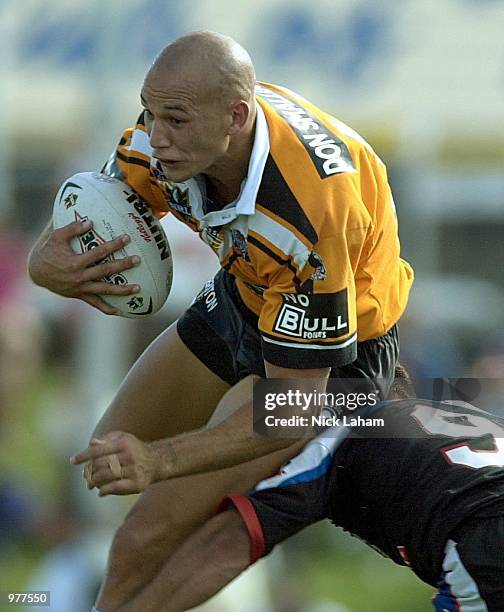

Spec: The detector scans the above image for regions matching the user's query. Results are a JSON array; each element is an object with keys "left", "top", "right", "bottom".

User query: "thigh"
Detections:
[
  {"left": 93, "top": 321, "right": 230, "bottom": 441},
  {"left": 121, "top": 440, "right": 307, "bottom": 558},
  {"left": 206, "top": 374, "right": 256, "bottom": 427}
]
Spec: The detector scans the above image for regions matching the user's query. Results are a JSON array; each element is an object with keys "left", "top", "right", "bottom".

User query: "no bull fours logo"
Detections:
[{"left": 274, "top": 293, "right": 348, "bottom": 340}]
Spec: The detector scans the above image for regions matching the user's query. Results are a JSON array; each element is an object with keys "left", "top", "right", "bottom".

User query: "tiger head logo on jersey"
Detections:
[
  {"left": 231, "top": 229, "right": 250, "bottom": 262},
  {"left": 308, "top": 251, "right": 327, "bottom": 281},
  {"left": 200, "top": 226, "right": 225, "bottom": 253},
  {"left": 165, "top": 185, "right": 193, "bottom": 220}
]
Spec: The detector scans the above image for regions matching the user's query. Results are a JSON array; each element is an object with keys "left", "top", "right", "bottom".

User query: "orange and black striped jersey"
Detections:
[{"left": 102, "top": 82, "right": 414, "bottom": 369}]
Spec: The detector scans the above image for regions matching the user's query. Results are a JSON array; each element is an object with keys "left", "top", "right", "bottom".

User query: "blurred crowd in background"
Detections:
[{"left": 1, "top": 1, "right": 503, "bottom": 610}]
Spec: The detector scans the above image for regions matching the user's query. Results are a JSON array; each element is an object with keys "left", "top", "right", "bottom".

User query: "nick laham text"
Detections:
[{"left": 264, "top": 414, "right": 385, "bottom": 428}]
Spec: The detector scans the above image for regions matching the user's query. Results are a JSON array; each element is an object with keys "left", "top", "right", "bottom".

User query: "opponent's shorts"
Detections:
[
  {"left": 433, "top": 513, "right": 504, "bottom": 612},
  {"left": 177, "top": 269, "right": 399, "bottom": 397}
]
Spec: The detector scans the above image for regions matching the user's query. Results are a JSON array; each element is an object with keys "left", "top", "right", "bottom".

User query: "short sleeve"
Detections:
[{"left": 259, "top": 227, "right": 369, "bottom": 369}]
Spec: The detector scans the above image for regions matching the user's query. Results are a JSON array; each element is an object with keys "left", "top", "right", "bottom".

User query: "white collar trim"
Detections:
[{"left": 235, "top": 102, "right": 269, "bottom": 215}]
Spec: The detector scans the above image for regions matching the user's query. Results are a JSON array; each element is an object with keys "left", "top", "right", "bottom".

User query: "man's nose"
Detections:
[{"left": 149, "top": 120, "right": 172, "bottom": 150}]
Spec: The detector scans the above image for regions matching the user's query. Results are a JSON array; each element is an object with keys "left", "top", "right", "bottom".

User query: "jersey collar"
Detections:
[{"left": 235, "top": 102, "right": 269, "bottom": 215}]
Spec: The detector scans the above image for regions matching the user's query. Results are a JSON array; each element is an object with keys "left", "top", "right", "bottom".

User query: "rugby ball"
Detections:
[{"left": 53, "top": 172, "right": 172, "bottom": 318}]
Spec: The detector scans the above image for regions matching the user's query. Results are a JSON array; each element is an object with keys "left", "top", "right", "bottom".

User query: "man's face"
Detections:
[{"left": 141, "top": 68, "right": 232, "bottom": 183}]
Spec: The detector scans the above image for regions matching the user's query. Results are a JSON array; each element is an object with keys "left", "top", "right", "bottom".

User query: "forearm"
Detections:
[
  {"left": 152, "top": 400, "right": 305, "bottom": 481},
  {"left": 152, "top": 365, "right": 329, "bottom": 481}
]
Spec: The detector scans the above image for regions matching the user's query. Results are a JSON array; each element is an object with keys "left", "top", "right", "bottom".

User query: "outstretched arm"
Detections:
[{"left": 70, "top": 364, "right": 328, "bottom": 495}]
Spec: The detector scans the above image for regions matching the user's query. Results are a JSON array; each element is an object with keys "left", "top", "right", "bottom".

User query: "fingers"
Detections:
[
  {"left": 86, "top": 455, "right": 124, "bottom": 473},
  {"left": 70, "top": 439, "right": 122, "bottom": 465},
  {"left": 58, "top": 219, "right": 141, "bottom": 279},
  {"left": 83, "top": 462, "right": 95, "bottom": 489},
  {"left": 39, "top": 220, "right": 143, "bottom": 301},
  {"left": 56, "top": 219, "right": 93, "bottom": 240},
  {"left": 78, "top": 233, "right": 132, "bottom": 267},
  {"left": 80, "top": 280, "right": 140, "bottom": 296},
  {"left": 98, "top": 479, "right": 139, "bottom": 497},
  {"left": 80, "top": 295, "right": 119, "bottom": 315},
  {"left": 88, "top": 468, "right": 115, "bottom": 487},
  {"left": 89, "top": 464, "right": 126, "bottom": 485},
  {"left": 79, "top": 255, "right": 141, "bottom": 284},
  {"left": 71, "top": 432, "right": 149, "bottom": 495}
]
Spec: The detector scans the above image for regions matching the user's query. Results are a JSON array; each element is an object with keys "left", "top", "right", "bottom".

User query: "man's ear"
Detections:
[{"left": 228, "top": 100, "right": 251, "bottom": 135}]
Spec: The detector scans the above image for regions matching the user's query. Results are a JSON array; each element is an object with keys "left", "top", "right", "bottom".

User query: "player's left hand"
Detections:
[{"left": 70, "top": 431, "right": 160, "bottom": 496}]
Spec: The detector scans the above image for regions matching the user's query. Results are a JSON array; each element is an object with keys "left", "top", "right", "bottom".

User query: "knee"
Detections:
[
  {"left": 107, "top": 523, "right": 145, "bottom": 580},
  {"left": 107, "top": 517, "right": 170, "bottom": 581}
]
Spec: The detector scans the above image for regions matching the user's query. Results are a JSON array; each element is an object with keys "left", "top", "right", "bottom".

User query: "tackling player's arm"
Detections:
[
  {"left": 28, "top": 218, "right": 140, "bottom": 314},
  {"left": 153, "top": 361, "right": 329, "bottom": 474},
  {"left": 70, "top": 362, "right": 329, "bottom": 495}
]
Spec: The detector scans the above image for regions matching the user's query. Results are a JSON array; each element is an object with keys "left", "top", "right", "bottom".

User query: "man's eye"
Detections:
[
  {"left": 169, "top": 117, "right": 184, "bottom": 126},
  {"left": 143, "top": 109, "right": 154, "bottom": 128}
]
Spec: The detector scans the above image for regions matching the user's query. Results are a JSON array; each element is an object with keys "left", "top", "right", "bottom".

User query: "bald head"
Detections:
[{"left": 147, "top": 31, "right": 256, "bottom": 106}]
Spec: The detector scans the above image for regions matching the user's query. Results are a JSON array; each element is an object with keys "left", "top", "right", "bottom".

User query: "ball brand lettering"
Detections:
[
  {"left": 124, "top": 192, "right": 170, "bottom": 261},
  {"left": 127, "top": 212, "right": 152, "bottom": 243},
  {"left": 76, "top": 217, "right": 127, "bottom": 286},
  {"left": 81, "top": 229, "right": 101, "bottom": 251},
  {"left": 104, "top": 272, "right": 128, "bottom": 286}
]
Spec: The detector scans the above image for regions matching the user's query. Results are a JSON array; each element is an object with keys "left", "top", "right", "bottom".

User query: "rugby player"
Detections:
[
  {"left": 31, "top": 31, "right": 413, "bottom": 610},
  {"left": 96, "top": 370, "right": 504, "bottom": 612}
]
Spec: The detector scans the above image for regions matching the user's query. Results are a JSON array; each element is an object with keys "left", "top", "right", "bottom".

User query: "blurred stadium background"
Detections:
[{"left": 1, "top": 0, "right": 503, "bottom": 610}]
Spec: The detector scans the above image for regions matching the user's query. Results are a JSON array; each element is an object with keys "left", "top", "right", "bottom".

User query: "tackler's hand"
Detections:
[{"left": 70, "top": 431, "right": 160, "bottom": 496}]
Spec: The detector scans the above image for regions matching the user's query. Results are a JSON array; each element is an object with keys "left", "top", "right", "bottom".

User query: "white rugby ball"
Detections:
[{"left": 53, "top": 172, "right": 173, "bottom": 318}]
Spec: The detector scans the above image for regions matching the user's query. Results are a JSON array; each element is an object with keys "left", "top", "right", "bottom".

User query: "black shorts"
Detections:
[
  {"left": 177, "top": 269, "right": 399, "bottom": 397},
  {"left": 432, "top": 512, "right": 504, "bottom": 612}
]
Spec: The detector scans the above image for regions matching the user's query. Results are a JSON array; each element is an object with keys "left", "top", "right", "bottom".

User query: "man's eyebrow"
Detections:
[
  {"left": 162, "top": 105, "right": 190, "bottom": 114},
  {"left": 139, "top": 95, "right": 189, "bottom": 114}
]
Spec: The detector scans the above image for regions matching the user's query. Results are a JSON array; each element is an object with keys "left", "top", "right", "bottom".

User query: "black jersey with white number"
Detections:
[{"left": 332, "top": 399, "right": 504, "bottom": 584}]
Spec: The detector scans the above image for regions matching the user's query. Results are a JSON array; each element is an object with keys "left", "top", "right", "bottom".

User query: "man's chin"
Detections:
[{"left": 160, "top": 163, "right": 195, "bottom": 183}]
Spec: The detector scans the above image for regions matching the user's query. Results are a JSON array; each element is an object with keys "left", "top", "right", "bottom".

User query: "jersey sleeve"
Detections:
[
  {"left": 259, "top": 225, "right": 370, "bottom": 369},
  {"left": 101, "top": 111, "right": 169, "bottom": 219},
  {"left": 219, "top": 435, "right": 341, "bottom": 562}
]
